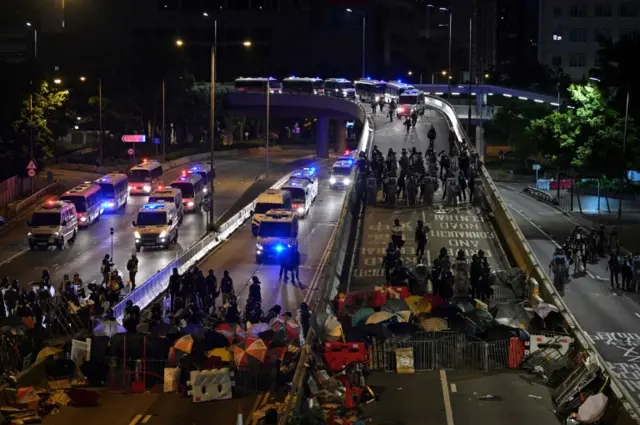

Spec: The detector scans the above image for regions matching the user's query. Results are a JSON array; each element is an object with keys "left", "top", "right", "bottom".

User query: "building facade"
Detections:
[{"left": 538, "top": 0, "right": 640, "bottom": 81}]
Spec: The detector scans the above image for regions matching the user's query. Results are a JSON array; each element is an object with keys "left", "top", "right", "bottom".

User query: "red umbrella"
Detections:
[
  {"left": 269, "top": 316, "right": 301, "bottom": 341},
  {"left": 215, "top": 323, "right": 245, "bottom": 344},
  {"left": 233, "top": 337, "right": 268, "bottom": 367},
  {"left": 267, "top": 345, "right": 287, "bottom": 363}
]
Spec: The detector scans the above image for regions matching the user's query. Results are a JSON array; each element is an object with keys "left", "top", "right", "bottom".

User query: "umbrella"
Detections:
[
  {"left": 421, "top": 317, "right": 449, "bottom": 332},
  {"left": 576, "top": 393, "right": 608, "bottom": 423},
  {"left": 173, "top": 335, "right": 194, "bottom": 355},
  {"left": 365, "top": 311, "right": 403, "bottom": 325},
  {"left": 150, "top": 323, "right": 175, "bottom": 337},
  {"left": 22, "top": 316, "right": 35, "bottom": 329},
  {"left": 233, "top": 337, "right": 268, "bottom": 366},
  {"left": 534, "top": 302, "right": 559, "bottom": 320},
  {"left": 383, "top": 298, "right": 410, "bottom": 313},
  {"left": 207, "top": 347, "right": 232, "bottom": 362},
  {"left": 388, "top": 322, "right": 421, "bottom": 335},
  {"left": 203, "top": 331, "right": 230, "bottom": 349},
  {"left": 247, "top": 323, "right": 271, "bottom": 337},
  {"left": 464, "top": 308, "right": 496, "bottom": 335},
  {"left": 215, "top": 323, "right": 245, "bottom": 344},
  {"left": 405, "top": 295, "right": 432, "bottom": 315},
  {"left": 493, "top": 303, "right": 531, "bottom": 330},
  {"left": 36, "top": 347, "right": 63, "bottom": 363},
  {"left": 453, "top": 298, "right": 476, "bottom": 313},
  {"left": 269, "top": 316, "right": 301, "bottom": 341},
  {"left": 93, "top": 320, "right": 126, "bottom": 338},
  {"left": 266, "top": 344, "right": 288, "bottom": 363},
  {"left": 351, "top": 307, "right": 375, "bottom": 327},
  {"left": 183, "top": 323, "right": 205, "bottom": 338},
  {"left": 324, "top": 316, "right": 344, "bottom": 342},
  {"left": 396, "top": 310, "right": 412, "bottom": 322}
]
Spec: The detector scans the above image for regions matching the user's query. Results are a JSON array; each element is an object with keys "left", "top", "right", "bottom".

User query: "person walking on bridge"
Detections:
[
  {"left": 415, "top": 220, "right": 429, "bottom": 262},
  {"left": 391, "top": 218, "right": 404, "bottom": 250}
]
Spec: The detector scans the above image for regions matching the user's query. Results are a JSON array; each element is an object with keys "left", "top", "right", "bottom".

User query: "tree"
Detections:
[{"left": 11, "top": 82, "right": 70, "bottom": 161}]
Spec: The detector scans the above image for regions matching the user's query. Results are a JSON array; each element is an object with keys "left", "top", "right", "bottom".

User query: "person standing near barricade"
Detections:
[
  {"left": 127, "top": 253, "right": 139, "bottom": 291},
  {"left": 391, "top": 218, "right": 404, "bottom": 250},
  {"left": 101, "top": 254, "right": 113, "bottom": 285},
  {"left": 169, "top": 268, "right": 181, "bottom": 312},
  {"left": 415, "top": 220, "right": 429, "bottom": 263},
  {"left": 607, "top": 252, "right": 621, "bottom": 289},
  {"left": 622, "top": 255, "right": 633, "bottom": 291},
  {"left": 470, "top": 254, "right": 482, "bottom": 299}
]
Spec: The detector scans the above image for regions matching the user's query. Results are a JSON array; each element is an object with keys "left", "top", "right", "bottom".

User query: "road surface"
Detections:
[
  {"left": 197, "top": 157, "right": 344, "bottom": 314},
  {"left": 0, "top": 156, "right": 309, "bottom": 293},
  {"left": 497, "top": 183, "right": 640, "bottom": 402},
  {"left": 351, "top": 109, "right": 506, "bottom": 294}
]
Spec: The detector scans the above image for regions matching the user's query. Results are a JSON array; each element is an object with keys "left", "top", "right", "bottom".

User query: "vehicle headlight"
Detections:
[
  {"left": 27, "top": 232, "right": 33, "bottom": 237},
  {"left": 134, "top": 231, "right": 141, "bottom": 239},
  {"left": 53, "top": 232, "right": 60, "bottom": 236},
  {"left": 256, "top": 243, "right": 263, "bottom": 250},
  {"left": 159, "top": 230, "right": 167, "bottom": 238},
  {"left": 297, "top": 207, "right": 305, "bottom": 214},
  {"left": 203, "top": 187, "right": 208, "bottom": 193},
  {"left": 343, "top": 178, "right": 351, "bottom": 185},
  {"left": 187, "top": 201, "right": 194, "bottom": 207},
  {"left": 80, "top": 217, "right": 88, "bottom": 222},
  {"left": 313, "top": 89, "right": 318, "bottom": 95},
  {"left": 329, "top": 177, "right": 337, "bottom": 184},
  {"left": 143, "top": 185, "right": 151, "bottom": 192}
]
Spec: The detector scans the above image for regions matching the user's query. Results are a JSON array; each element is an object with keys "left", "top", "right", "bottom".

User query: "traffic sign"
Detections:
[
  {"left": 121, "top": 134, "right": 146, "bottom": 143},
  {"left": 532, "top": 164, "right": 541, "bottom": 171},
  {"left": 153, "top": 137, "right": 161, "bottom": 145},
  {"left": 127, "top": 148, "right": 135, "bottom": 155},
  {"left": 26, "top": 160, "right": 37, "bottom": 170},
  {"left": 27, "top": 169, "right": 36, "bottom": 177}
]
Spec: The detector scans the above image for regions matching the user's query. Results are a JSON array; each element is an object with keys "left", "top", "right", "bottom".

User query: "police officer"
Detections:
[
  {"left": 391, "top": 218, "right": 404, "bottom": 249},
  {"left": 397, "top": 149, "right": 410, "bottom": 198},
  {"left": 415, "top": 220, "right": 429, "bottom": 262},
  {"left": 427, "top": 124, "right": 436, "bottom": 143},
  {"left": 127, "top": 253, "right": 139, "bottom": 291},
  {"left": 622, "top": 254, "right": 633, "bottom": 291},
  {"left": 607, "top": 252, "right": 621, "bottom": 289},
  {"left": 249, "top": 276, "right": 262, "bottom": 304},
  {"left": 470, "top": 254, "right": 482, "bottom": 299}
]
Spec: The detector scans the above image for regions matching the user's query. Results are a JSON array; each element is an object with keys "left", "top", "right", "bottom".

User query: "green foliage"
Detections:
[
  {"left": 11, "top": 81, "right": 70, "bottom": 159},
  {"left": 526, "top": 83, "right": 639, "bottom": 176}
]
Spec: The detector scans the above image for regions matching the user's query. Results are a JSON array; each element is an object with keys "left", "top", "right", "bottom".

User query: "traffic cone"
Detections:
[{"left": 237, "top": 407, "right": 244, "bottom": 425}]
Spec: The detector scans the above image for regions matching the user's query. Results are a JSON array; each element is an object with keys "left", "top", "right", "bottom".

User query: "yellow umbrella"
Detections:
[
  {"left": 36, "top": 347, "right": 62, "bottom": 363},
  {"left": 207, "top": 347, "right": 232, "bottom": 362},
  {"left": 405, "top": 296, "right": 432, "bottom": 315},
  {"left": 396, "top": 311, "right": 412, "bottom": 322},
  {"left": 365, "top": 311, "right": 406, "bottom": 325},
  {"left": 420, "top": 317, "right": 448, "bottom": 332}
]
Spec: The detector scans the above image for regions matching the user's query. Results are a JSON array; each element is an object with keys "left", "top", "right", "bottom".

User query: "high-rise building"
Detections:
[
  {"left": 496, "top": 0, "right": 538, "bottom": 74},
  {"left": 538, "top": 0, "right": 640, "bottom": 81}
]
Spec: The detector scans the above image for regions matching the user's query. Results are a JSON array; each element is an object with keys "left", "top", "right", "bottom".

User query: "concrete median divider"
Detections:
[
  {"left": 523, "top": 186, "right": 560, "bottom": 205},
  {"left": 424, "top": 94, "right": 640, "bottom": 425}
]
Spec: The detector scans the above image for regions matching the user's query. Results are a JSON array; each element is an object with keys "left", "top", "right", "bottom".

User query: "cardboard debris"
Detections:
[
  {"left": 251, "top": 402, "right": 285, "bottom": 421},
  {"left": 48, "top": 380, "right": 71, "bottom": 391}
]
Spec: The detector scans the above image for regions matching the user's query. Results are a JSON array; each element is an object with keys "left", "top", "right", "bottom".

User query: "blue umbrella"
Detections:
[{"left": 352, "top": 307, "right": 375, "bottom": 327}]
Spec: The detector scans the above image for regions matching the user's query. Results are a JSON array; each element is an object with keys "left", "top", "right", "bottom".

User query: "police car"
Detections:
[
  {"left": 27, "top": 200, "right": 79, "bottom": 250},
  {"left": 132, "top": 201, "right": 180, "bottom": 251},
  {"left": 255, "top": 209, "right": 299, "bottom": 263},
  {"left": 396, "top": 89, "right": 426, "bottom": 118},
  {"left": 329, "top": 158, "right": 355, "bottom": 189}
]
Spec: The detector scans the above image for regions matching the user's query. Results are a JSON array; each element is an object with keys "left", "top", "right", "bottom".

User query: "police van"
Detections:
[
  {"left": 149, "top": 186, "right": 184, "bottom": 224},
  {"left": 27, "top": 200, "right": 78, "bottom": 250},
  {"left": 251, "top": 189, "right": 293, "bottom": 236},
  {"left": 396, "top": 89, "right": 426, "bottom": 118},
  {"left": 128, "top": 159, "right": 163, "bottom": 195},
  {"left": 329, "top": 158, "right": 355, "bottom": 190},
  {"left": 60, "top": 182, "right": 103, "bottom": 227},
  {"left": 187, "top": 164, "right": 215, "bottom": 193},
  {"left": 169, "top": 173, "right": 205, "bottom": 212},
  {"left": 255, "top": 209, "right": 299, "bottom": 263},
  {"left": 132, "top": 201, "right": 180, "bottom": 251},
  {"left": 95, "top": 173, "right": 129, "bottom": 212},
  {"left": 283, "top": 168, "right": 319, "bottom": 217}
]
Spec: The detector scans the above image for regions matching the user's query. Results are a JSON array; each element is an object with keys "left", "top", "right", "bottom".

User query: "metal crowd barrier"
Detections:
[
  {"left": 524, "top": 186, "right": 560, "bottom": 205},
  {"left": 423, "top": 94, "right": 640, "bottom": 423}
]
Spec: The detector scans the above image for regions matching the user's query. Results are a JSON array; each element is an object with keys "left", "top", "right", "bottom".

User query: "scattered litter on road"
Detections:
[
  {"left": 397, "top": 387, "right": 403, "bottom": 391},
  {"left": 473, "top": 392, "right": 502, "bottom": 401},
  {"left": 528, "top": 394, "right": 542, "bottom": 400}
]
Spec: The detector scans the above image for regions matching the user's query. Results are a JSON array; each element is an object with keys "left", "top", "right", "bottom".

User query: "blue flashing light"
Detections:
[
  {"left": 190, "top": 165, "right": 199, "bottom": 171},
  {"left": 179, "top": 177, "right": 187, "bottom": 181},
  {"left": 143, "top": 203, "right": 163, "bottom": 210},
  {"left": 366, "top": 76, "right": 371, "bottom": 80},
  {"left": 398, "top": 79, "right": 403, "bottom": 83},
  {"left": 347, "top": 160, "right": 353, "bottom": 165},
  {"left": 275, "top": 244, "right": 285, "bottom": 253},
  {"left": 100, "top": 178, "right": 107, "bottom": 182}
]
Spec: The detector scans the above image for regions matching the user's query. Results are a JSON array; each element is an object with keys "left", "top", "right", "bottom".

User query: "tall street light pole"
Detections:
[
  {"left": 467, "top": 17, "right": 473, "bottom": 133},
  {"left": 347, "top": 9, "right": 366, "bottom": 79},
  {"left": 266, "top": 79, "right": 270, "bottom": 176},
  {"left": 618, "top": 85, "right": 631, "bottom": 220},
  {"left": 209, "top": 46, "right": 216, "bottom": 225},
  {"left": 162, "top": 78, "right": 166, "bottom": 161},
  {"left": 426, "top": 6, "right": 452, "bottom": 96},
  {"left": 98, "top": 77, "right": 103, "bottom": 165}
]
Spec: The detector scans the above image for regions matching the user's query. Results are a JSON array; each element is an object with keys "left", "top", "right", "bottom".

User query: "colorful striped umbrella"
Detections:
[
  {"left": 233, "top": 337, "right": 268, "bottom": 367},
  {"left": 269, "top": 316, "right": 301, "bottom": 341},
  {"left": 215, "top": 323, "right": 245, "bottom": 344},
  {"left": 247, "top": 322, "right": 271, "bottom": 337}
]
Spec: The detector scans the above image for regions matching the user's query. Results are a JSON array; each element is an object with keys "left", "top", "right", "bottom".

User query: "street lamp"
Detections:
[
  {"left": 175, "top": 38, "right": 184, "bottom": 47},
  {"left": 79, "top": 76, "right": 86, "bottom": 82},
  {"left": 79, "top": 76, "right": 104, "bottom": 165},
  {"left": 427, "top": 5, "right": 452, "bottom": 95},
  {"left": 53, "top": 78, "right": 62, "bottom": 85},
  {"left": 346, "top": 8, "right": 366, "bottom": 79},
  {"left": 408, "top": 71, "right": 413, "bottom": 76},
  {"left": 243, "top": 40, "right": 252, "bottom": 47}
]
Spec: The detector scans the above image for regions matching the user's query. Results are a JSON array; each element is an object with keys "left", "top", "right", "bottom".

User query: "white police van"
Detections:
[
  {"left": 329, "top": 158, "right": 355, "bottom": 190},
  {"left": 132, "top": 201, "right": 179, "bottom": 251},
  {"left": 255, "top": 209, "right": 299, "bottom": 263},
  {"left": 396, "top": 89, "right": 426, "bottom": 118},
  {"left": 149, "top": 186, "right": 184, "bottom": 224},
  {"left": 251, "top": 189, "right": 293, "bottom": 236},
  {"left": 282, "top": 167, "right": 319, "bottom": 217},
  {"left": 27, "top": 200, "right": 78, "bottom": 250}
]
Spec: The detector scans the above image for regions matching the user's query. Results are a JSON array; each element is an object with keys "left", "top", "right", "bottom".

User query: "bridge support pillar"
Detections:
[
  {"left": 316, "top": 116, "right": 330, "bottom": 158},
  {"left": 336, "top": 119, "right": 347, "bottom": 154},
  {"left": 475, "top": 126, "right": 486, "bottom": 161}
]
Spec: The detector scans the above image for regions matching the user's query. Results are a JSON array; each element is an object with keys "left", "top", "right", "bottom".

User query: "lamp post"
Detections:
[
  {"left": 346, "top": 9, "right": 366, "bottom": 79},
  {"left": 467, "top": 17, "right": 473, "bottom": 133},
  {"left": 79, "top": 76, "right": 104, "bottom": 165},
  {"left": 619, "top": 85, "right": 631, "bottom": 220},
  {"left": 427, "top": 5, "right": 453, "bottom": 96}
]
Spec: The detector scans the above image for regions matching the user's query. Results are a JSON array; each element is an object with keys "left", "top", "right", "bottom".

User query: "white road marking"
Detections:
[
  {"left": 0, "top": 250, "right": 28, "bottom": 268},
  {"left": 506, "top": 203, "right": 561, "bottom": 249},
  {"left": 440, "top": 370, "right": 455, "bottom": 425},
  {"left": 450, "top": 383, "right": 457, "bottom": 393}
]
